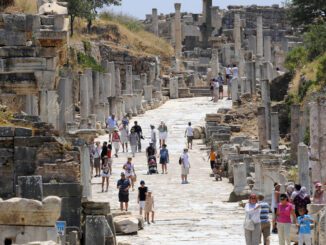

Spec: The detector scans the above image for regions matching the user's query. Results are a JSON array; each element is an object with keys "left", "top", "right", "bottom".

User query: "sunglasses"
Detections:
[
  {"left": 250, "top": 197, "right": 257, "bottom": 200},
  {"left": 280, "top": 198, "right": 286, "bottom": 201}
]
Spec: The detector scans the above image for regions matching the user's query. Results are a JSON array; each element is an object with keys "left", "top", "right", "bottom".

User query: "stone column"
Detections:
[
  {"left": 133, "top": 75, "right": 142, "bottom": 91},
  {"left": 271, "top": 112, "right": 279, "bottom": 151},
  {"left": 258, "top": 107, "right": 267, "bottom": 150},
  {"left": 81, "top": 144, "right": 92, "bottom": 201},
  {"left": 85, "top": 69, "right": 94, "bottom": 115},
  {"left": 108, "top": 62, "right": 116, "bottom": 97},
  {"left": 152, "top": 8, "right": 159, "bottom": 36},
  {"left": 122, "top": 94, "right": 133, "bottom": 116},
  {"left": 231, "top": 77, "right": 239, "bottom": 103},
  {"left": 39, "top": 90, "right": 48, "bottom": 123},
  {"left": 148, "top": 63, "right": 156, "bottom": 86},
  {"left": 144, "top": 85, "right": 153, "bottom": 102},
  {"left": 125, "top": 65, "right": 133, "bottom": 94},
  {"left": 169, "top": 77, "right": 179, "bottom": 99},
  {"left": 115, "top": 67, "right": 121, "bottom": 96},
  {"left": 24, "top": 95, "right": 38, "bottom": 116},
  {"left": 246, "top": 61, "right": 256, "bottom": 94},
  {"left": 174, "top": 3, "right": 182, "bottom": 58},
  {"left": 47, "top": 90, "right": 59, "bottom": 130},
  {"left": 264, "top": 36, "right": 272, "bottom": 62},
  {"left": 210, "top": 49, "right": 220, "bottom": 78},
  {"left": 80, "top": 74, "right": 89, "bottom": 121},
  {"left": 58, "top": 77, "right": 74, "bottom": 133},
  {"left": 202, "top": 0, "right": 213, "bottom": 49},
  {"left": 140, "top": 73, "right": 147, "bottom": 90},
  {"left": 93, "top": 72, "right": 100, "bottom": 108},
  {"left": 298, "top": 143, "right": 311, "bottom": 193},
  {"left": 233, "top": 13, "right": 241, "bottom": 60},
  {"left": 256, "top": 15, "right": 263, "bottom": 59},
  {"left": 291, "top": 104, "right": 301, "bottom": 165},
  {"left": 261, "top": 79, "right": 271, "bottom": 140},
  {"left": 248, "top": 35, "right": 257, "bottom": 54},
  {"left": 131, "top": 94, "right": 138, "bottom": 116},
  {"left": 103, "top": 73, "right": 112, "bottom": 99}
]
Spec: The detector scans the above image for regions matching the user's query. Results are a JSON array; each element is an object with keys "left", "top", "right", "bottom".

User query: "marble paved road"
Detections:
[{"left": 92, "top": 97, "right": 279, "bottom": 245}]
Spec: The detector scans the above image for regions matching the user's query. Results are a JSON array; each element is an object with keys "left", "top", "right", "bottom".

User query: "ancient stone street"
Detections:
[{"left": 93, "top": 97, "right": 278, "bottom": 244}]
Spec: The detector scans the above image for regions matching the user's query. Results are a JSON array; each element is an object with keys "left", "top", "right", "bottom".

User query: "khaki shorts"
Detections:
[
  {"left": 181, "top": 166, "right": 189, "bottom": 175},
  {"left": 187, "top": 136, "right": 193, "bottom": 143}
]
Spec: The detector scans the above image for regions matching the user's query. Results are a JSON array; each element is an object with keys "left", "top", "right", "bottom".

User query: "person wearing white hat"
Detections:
[{"left": 158, "top": 121, "right": 168, "bottom": 148}]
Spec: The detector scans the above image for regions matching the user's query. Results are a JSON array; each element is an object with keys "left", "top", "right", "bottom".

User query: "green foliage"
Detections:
[
  {"left": 316, "top": 53, "right": 326, "bottom": 82},
  {"left": 304, "top": 127, "right": 310, "bottom": 146},
  {"left": 77, "top": 52, "right": 104, "bottom": 72},
  {"left": 82, "top": 40, "right": 92, "bottom": 53},
  {"left": 298, "top": 80, "right": 317, "bottom": 102},
  {"left": 304, "top": 23, "right": 326, "bottom": 60},
  {"left": 99, "top": 11, "right": 144, "bottom": 32},
  {"left": 285, "top": 46, "right": 308, "bottom": 73},
  {"left": 288, "top": 0, "right": 326, "bottom": 26}
]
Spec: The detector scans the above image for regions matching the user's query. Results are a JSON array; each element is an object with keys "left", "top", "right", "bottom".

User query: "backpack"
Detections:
[{"left": 179, "top": 156, "right": 182, "bottom": 165}]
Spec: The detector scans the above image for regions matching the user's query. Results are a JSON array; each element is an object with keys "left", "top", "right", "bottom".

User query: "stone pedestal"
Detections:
[
  {"left": 298, "top": 143, "right": 311, "bottom": 193},
  {"left": 271, "top": 112, "right": 279, "bottom": 151},
  {"left": 134, "top": 91, "right": 144, "bottom": 114},
  {"left": 169, "top": 77, "right": 179, "bottom": 99},
  {"left": 104, "top": 73, "right": 112, "bottom": 99},
  {"left": 144, "top": 85, "right": 153, "bottom": 102},
  {"left": 174, "top": 3, "right": 182, "bottom": 58},
  {"left": 85, "top": 216, "right": 114, "bottom": 245},
  {"left": 18, "top": 176, "right": 43, "bottom": 201},
  {"left": 115, "top": 96, "right": 124, "bottom": 120},
  {"left": 246, "top": 61, "right": 256, "bottom": 94},
  {"left": 153, "top": 91, "right": 163, "bottom": 101},
  {"left": 140, "top": 73, "right": 147, "bottom": 89},
  {"left": 133, "top": 75, "right": 142, "bottom": 91},
  {"left": 291, "top": 104, "right": 301, "bottom": 165},
  {"left": 95, "top": 103, "right": 105, "bottom": 124},
  {"left": 131, "top": 94, "right": 138, "bottom": 116},
  {"left": 123, "top": 95, "right": 133, "bottom": 116},
  {"left": 24, "top": 95, "right": 38, "bottom": 116},
  {"left": 248, "top": 35, "right": 257, "bottom": 54},
  {"left": 229, "top": 162, "right": 251, "bottom": 202},
  {"left": 210, "top": 49, "right": 220, "bottom": 77},
  {"left": 258, "top": 107, "right": 267, "bottom": 150}
]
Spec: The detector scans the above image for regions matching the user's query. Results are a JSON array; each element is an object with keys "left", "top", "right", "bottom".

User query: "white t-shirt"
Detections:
[
  {"left": 186, "top": 126, "right": 194, "bottom": 137},
  {"left": 226, "top": 67, "right": 232, "bottom": 75},
  {"left": 181, "top": 153, "right": 190, "bottom": 168},
  {"left": 232, "top": 67, "right": 239, "bottom": 78}
]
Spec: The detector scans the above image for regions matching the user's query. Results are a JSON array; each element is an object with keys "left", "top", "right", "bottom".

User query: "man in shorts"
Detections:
[
  {"left": 138, "top": 180, "right": 148, "bottom": 219},
  {"left": 180, "top": 148, "right": 190, "bottom": 184},
  {"left": 184, "top": 122, "right": 194, "bottom": 150},
  {"left": 117, "top": 172, "right": 131, "bottom": 211},
  {"left": 106, "top": 114, "right": 117, "bottom": 142}
]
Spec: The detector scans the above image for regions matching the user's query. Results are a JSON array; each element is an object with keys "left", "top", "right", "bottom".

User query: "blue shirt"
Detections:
[
  {"left": 107, "top": 117, "right": 117, "bottom": 128},
  {"left": 298, "top": 214, "right": 313, "bottom": 234},
  {"left": 117, "top": 179, "right": 130, "bottom": 192},
  {"left": 259, "top": 201, "right": 270, "bottom": 223}
]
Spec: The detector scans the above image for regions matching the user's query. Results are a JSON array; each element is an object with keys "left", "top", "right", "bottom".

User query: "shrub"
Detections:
[
  {"left": 77, "top": 52, "right": 104, "bottom": 72},
  {"left": 304, "top": 23, "right": 326, "bottom": 60},
  {"left": 298, "top": 79, "right": 317, "bottom": 102},
  {"left": 99, "top": 11, "right": 144, "bottom": 32},
  {"left": 316, "top": 53, "right": 326, "bottom": 83},
  {"left": 285, "top": 46, "right": 308, "bottom": 73}
]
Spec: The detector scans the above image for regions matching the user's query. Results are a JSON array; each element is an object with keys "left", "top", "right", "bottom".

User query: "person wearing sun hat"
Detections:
[{"left": 313, "top": 182, "right": 325, "bottom": 204}]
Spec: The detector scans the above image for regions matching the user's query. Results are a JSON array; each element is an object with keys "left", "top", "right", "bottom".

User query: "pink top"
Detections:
[{"left": 277, "top": 202, "right": 293, "bottom": 223}]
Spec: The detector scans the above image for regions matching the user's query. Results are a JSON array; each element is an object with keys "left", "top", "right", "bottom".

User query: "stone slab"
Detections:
[
  {"left": 18, "top": 175, "right": 43, "bottom": 201},
  {"left": 43, "top": 183, "right": 82, "bottom": 198},
  {"left": 0, "top": 127, "right": 15, "bottom": 137},
  {"left": 15, "top": 127, "right": 33, "bottom": 137}
]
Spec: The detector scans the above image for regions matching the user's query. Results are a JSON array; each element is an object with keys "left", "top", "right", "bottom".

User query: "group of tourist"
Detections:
[
  {"left": 210, "top": 64, "right": 239, "bottom": 102},
  {"left": 244, "top": 182, "right": 325, "bottom": 245},
  {"left": 89, "top": 116, "right": 193, "bottom": 224}
]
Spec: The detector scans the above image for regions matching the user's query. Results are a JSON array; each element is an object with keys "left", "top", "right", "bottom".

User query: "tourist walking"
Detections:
[
  {"left": 258, "top": 194, "right": 271, "bottom": 245},
  {"left": 93, "top": 141, "right": 102, "bottom": 177},
  {"left": 101, "top": 156, "right": 110, "bottom": 192},
  {"left": 131, "top": 121, "right": 143, "bottom": 152},
  {"left": 184, "top": 122, "right": 194, "bottom": 149},
  {"left": 208, "top": 147, "right": 217, "bottom": 172},
  {"left": 100, "top": 142, "right": 108, "bottom": 178},
  {"left": 271, "top": 183, "right": 281, "bottom": 233},
  {"left": 313, "top": 182, "right": 325, "bottom": 204},
  {"left": 217, "top": 72, "right": 224, "bottom": 99},
  {"left": 286, "top": 184, "right": 294, "bottom": 201},
  {"left": 180, "top": 148, "right": 190, "bottom": 184},
  {"left": 150, "top": 125, "right": 157, "bottom": 149},
  {"left": 225, "top": 65, "right": 232, "bottom": 99},
  {"left": 291, "top": 184, "right": 302, "bottom": 201},
  {"left": 146, "top": 142, "right": 156, "bottom": 159},
  {"left": 213, "top": 78, "right": 219, "bottom": 102},
  {"left": 138, "top": 180, "right": 148, "bottom": 219},
  {"left": 120, "top": 124, "right": 129, "bottom": 153},
  {"left": 121, "top": 114, "right": 129, "bottom": 127},
  {"left": 112, "top": 128, "right": 121, "bottom": 158},
  {"left": 159, "top": 144, "right": 169, "bottom": 174},
  {"left": 123, "top": 157, "right": 136, "bottom": 191},
  {"left": 244, "top": 193, "right": 261, "bottom": 245},
  {"left": 209, "top": 79, "right": 214, "bottom": 101},
  {"left": 106, "top": 114, "right": 118, "bottom": 142},
  {"left": 145, "top": 190, "right": 155, "bottom": 224},
  {"left": 129, "top": 128, "right": 139, "bottom": 157},
  {"left": 117, "top": 172, "right": 131, "bottom": 211},
  {"left": 276, "top": 194, "right": 296, "bottom": 245},
  {"left": 89, "top": 139, "right": 95, "bottom": 177},
  {"left": 296, "top": 207, "right": 315, "bottom": 245},
  {"left": 158, "top": 121, "right": 168, "bottom": 148},
  {"left": 293, "top": 186, "right": 311, "bottom": 217}
]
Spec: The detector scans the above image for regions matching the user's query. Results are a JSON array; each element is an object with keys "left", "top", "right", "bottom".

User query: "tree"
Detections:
[
  {"left": 288, "top": 0, "right": 326, "bottom": 26},
  {"left": 86, "top": 0, "right": 122, "bottom": 33},
  {"left": 67, "top": 0, "right": 90, "bottom": 36}
]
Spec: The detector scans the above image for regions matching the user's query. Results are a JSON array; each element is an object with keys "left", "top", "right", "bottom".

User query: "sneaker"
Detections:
[
  {"left": 272, "top": 228, "right": 278, "bottom": 234},
  {"left": 185, "top": 181, "right": 189, "bottom": 184},
  {"left": 181, "top": 181, "right": 185, "bottom": 184}
]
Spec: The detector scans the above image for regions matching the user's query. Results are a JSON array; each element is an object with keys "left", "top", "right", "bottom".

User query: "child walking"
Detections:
[
  {"left": 145, "top": 190, "right": 155, "bottom": 224},
  {"left": 296, "top": 207, "right": 315, "bottom": 245}
]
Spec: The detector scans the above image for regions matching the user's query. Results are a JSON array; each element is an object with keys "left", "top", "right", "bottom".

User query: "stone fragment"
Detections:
[
  {"left": 18, "top": 175, "right": 43, "bottom": 201},
  {"left": 114, "top": 215, "right": 139, "bottom": 234}
]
